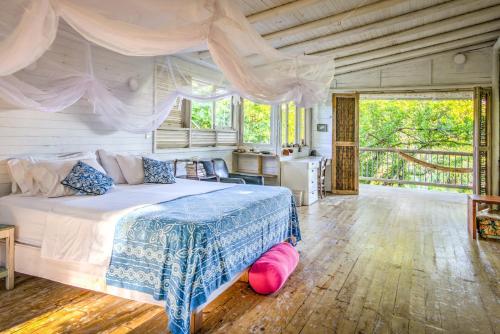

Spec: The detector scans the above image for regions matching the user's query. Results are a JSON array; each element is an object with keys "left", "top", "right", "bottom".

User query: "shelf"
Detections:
[
  {"left": 237, "top": 172, "right": 278, "bottom": 178},
  {"left": 232, "top": 152, "right": 277, "bottom": 157}
]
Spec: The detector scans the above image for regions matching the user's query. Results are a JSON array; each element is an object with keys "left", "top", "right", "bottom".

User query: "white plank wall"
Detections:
[{"left": 333, "top": 46, "right": 493, "bottom": 90}]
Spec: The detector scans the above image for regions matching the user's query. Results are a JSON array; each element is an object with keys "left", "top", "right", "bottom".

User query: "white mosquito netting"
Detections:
[{"left": 0, "top": 0, "right": 335, "bottom": 133}]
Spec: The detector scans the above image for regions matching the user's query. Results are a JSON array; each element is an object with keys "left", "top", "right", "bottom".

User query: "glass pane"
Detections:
[
  {"left": 243, "top": 100, "right": 271, "bottom": 144},
  {"left": 281, "top": 104, "right": 287, "bottom": 146},
  {"left": 214, "top": 98, "right": 232, "bottom": 129},
  {"left": 191, "top": 101, "right": 213, "bottom": 129},
  {"left": 287, "top": 102, "right": 296, "bottom": 145},
  {"left": 300, "top": 107, "right": 306, "bottom": 145}
]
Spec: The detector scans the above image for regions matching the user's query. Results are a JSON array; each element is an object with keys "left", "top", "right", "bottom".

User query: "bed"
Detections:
[{"left": 0, "top": 178, "right": 300, "bottom": 334}]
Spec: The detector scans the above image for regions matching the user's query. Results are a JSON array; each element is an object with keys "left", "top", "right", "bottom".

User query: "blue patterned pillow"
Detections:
[
  {"left": 61, "top": 161, "right": 114, "bottom": 195},
  {"left": 143, "top": 157, "right": 176, "bottom": 184}
]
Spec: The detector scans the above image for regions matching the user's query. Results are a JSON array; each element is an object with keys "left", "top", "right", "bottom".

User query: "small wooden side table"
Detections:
[
  {"left": 467, "top": 194, "right": 500, "bottom": 239},
  {"left": 0, "top": 224, "right": 15, "bottom": 290}
]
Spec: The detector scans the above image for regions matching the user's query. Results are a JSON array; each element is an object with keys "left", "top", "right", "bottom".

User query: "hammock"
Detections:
[{"left": 397, "top": 151, "right": 473, "bottom": 173}]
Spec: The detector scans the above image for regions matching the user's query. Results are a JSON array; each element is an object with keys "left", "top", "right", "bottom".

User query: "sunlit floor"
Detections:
[{"left": 0, "top": 185, "right": 498, "bottom": 333}]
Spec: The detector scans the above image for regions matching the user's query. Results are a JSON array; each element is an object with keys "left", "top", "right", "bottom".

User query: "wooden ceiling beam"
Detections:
[
  {"left": 263, "top": 0, "right": 411, "bottom": 42},
  {"left": 335, "top": 35, "right": 498, "bottom": 74},
  {"left": 280, "top": 0, "right": 500, "bottom": 54},
  {"left": 334, "top": 20, "right": 500, "bottom": 67},
  {"left": 246, "top": 0, "right": 324, "bottom": 24}
]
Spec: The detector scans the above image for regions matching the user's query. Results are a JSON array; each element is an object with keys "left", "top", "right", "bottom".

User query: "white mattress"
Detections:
[
  {"left": 0, "top": 179, "right": 234, "bottom": 265},
  {"left": 0, "top": 194, "right": 53, "bottom": 247}
]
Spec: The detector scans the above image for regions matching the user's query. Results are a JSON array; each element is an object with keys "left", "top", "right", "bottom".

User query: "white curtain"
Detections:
[{"left": 0, "top": 0, "right": 334, "bottom": 133}]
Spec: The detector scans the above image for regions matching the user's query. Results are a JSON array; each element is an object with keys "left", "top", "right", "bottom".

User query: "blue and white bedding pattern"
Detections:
[{"left": 106, "top": 185, "right": 301, "bottom": 334}]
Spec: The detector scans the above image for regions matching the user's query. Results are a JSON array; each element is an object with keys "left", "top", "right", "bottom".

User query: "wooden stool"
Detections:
[
  {"left": 467, "top": 195, "right": 500, "bottom": 239},
  {"left": 0, "top": 224, "right": 15, "bottom": 290}
]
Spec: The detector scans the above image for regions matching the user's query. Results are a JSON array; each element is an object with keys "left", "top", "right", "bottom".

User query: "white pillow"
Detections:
[
  {"left": 7, "top": 158, "right": 35, "bottom": 194},
  {"left": 30, "top": 158, "right": 107, "bottom": 198},
  {"left": 116, "top": 154, "right": 144, "bottom": 185},
  {"left": 97, "top": 149, "right": 127, "bottom": 184},
  {"left": 5, "top": 159, "right": 20, "bottom": 194},
  {"left": 7, "top": 152, "right": 99, "bottom": 195}
]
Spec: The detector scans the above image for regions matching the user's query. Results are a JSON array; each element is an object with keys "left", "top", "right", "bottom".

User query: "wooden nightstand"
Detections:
[{"left": 0, "top": 224, "right": 15, "bottom": 290}]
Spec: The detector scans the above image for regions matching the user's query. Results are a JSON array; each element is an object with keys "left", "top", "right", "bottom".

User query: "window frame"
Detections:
[
  {"left": 280, "top": 102, "right": 309, "bottom": 147},
  {"left": 239, "top": 98, "right": 277, "bottom": 148},
  {"left": 190, "top": 97, "right": 234, "bottom": 131}
]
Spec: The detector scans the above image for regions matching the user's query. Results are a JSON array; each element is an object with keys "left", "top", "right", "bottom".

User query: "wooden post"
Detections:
[
  {"left": 190, "top": 309, "right": 203, "bottom": 334},
  {"left": 467, "top": 195, "right": 477, "bottom": 239}
]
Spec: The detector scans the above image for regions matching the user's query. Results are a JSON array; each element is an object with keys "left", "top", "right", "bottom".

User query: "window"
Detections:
[
  {"left": 299, "top": 107, "right": 306, "bottom": 144},
  {"left": 191, "top": 101, "right": 213, "bottom": 129},
  {"left": 215, "top": 99, "right": 232, "bottom": 128},
  {"left": 191, "top": 97, "right": 233, "bottom": 129},
  {"left": 281, "top": 102, "right": 307, "bottom": 146},
  {"left": 242, "top": 99, "right": 272, "bottom": 144}
]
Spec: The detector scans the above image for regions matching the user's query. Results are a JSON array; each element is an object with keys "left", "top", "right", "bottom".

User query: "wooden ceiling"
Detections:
[{"left": 229, "top": 0, "right": 500, "bottom": 75}]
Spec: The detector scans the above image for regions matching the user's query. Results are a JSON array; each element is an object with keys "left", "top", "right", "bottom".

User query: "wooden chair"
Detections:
[{"left": 318, "top": 158, "right": 328, "bottom": 199}]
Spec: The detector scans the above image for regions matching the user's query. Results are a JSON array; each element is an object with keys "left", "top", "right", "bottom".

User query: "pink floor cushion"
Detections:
[{"left": 249, "top": 242, "right": 299, "bottom": 295}]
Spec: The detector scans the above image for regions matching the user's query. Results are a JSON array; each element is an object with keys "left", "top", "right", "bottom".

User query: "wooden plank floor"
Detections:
[{"left": 0, "top": 185, "right": 499, "bottom": 334}]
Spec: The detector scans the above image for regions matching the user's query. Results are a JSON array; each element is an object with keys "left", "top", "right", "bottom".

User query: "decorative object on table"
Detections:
[
  {"left": 282, "top": 149, "right": 290, "bottom": 156},
  {"left": 0, "top": 224, "right": 15, "bottom": 290},
  {"left": 316, "top": 123, "right": 328, "bottom": 132},
  {"left": 249, "top": 242, "right": 299, "bottom": 295},
  {"left": 310, "top": 150, "right": 318, "bottom": 156}
]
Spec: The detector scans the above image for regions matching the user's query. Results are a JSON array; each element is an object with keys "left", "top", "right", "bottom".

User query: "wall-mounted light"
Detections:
[
  {"left": 453, "top": 53, "right": 467, "bottom": 65},
  {"left": 127, "top": 77, "right": 140, "bottom": 91}
]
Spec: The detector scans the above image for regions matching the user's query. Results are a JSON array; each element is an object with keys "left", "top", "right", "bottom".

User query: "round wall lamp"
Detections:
[
  {"left": 453, "top": 53, "right": 466, "bottom": 65},
  {"left": 127, "top": 77, "right": 140, "bottom": 91}
]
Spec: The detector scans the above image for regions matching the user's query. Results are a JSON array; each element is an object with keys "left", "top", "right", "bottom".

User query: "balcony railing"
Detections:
[{"left": 359, "top": 147, "right": 473, "bottom": 190}]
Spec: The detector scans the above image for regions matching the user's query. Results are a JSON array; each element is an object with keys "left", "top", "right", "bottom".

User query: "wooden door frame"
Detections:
[
  {"left": 332, "top": 93, "right": 359, "bottom": 195},
  {"left": 473, "top": 87, "right": 492, "bottom": 195}
]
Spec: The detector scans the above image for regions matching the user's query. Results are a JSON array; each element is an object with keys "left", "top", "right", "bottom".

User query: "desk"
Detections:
[{"left": 467, "top": 194, "right": 500, "bottom": 239}]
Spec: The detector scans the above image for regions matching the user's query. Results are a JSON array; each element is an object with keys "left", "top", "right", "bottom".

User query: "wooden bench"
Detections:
[
  {"left": 0, "top": 224, "right": 15, "bottom": 290},
  {"left": 467, "top": 194, "right": 500, "bottom": 239}
]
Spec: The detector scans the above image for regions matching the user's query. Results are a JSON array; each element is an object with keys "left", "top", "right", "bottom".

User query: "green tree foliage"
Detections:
[
  {"left": 215, "top": 99, "right": 232, "bottom": 128},
  {"left": 191, "top": 101, "right": 213, "bottom": 129},
  {"left": 359, "top": 99, "right": 474, "bottom": 192},
  {"left": 360, "top": 99, "right": 473, "bottom": 152},
  {"left": 191, "top": 98, "right": 232, "bottom": 129},
  {"left": 243, "top": 100, "right": 271, "bottom": 144}
]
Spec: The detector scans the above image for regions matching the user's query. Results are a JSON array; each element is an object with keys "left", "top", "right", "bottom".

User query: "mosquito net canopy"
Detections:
[{"left": 0, "top": 0, "right": 335, "bottom": 133}]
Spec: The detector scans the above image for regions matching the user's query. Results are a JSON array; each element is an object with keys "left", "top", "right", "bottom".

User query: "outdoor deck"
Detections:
[{"left": 0, "top": 185, "right": 498, "bottom": 333}]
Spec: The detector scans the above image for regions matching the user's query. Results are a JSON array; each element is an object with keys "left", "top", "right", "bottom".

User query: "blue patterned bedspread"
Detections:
[{"left": 105, "top": 185, "right": 301, "bottom": 334}]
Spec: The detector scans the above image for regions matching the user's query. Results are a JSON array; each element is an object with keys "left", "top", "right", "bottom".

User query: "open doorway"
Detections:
[{"left": 358, "top": 91, "right": 474, "bottom": 193}]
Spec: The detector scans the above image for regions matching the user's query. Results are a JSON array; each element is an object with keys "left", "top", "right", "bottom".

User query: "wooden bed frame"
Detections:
[
  {"left": 190, "top": 267, "right": 250, "bottom": 333},
  {"left": 189, "top": 236, "right": 295, "bottom": 333}
]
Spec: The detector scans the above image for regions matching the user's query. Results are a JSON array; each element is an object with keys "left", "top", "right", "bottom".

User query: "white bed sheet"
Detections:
[{"left": 0, "top": 179, "right": 234, "bottom": 266}]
